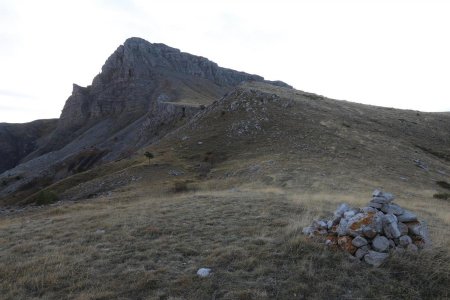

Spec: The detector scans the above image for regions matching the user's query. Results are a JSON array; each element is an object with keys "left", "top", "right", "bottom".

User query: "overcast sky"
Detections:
[{"left": 1, "top": 0, "right": 449, "bottom": 123}]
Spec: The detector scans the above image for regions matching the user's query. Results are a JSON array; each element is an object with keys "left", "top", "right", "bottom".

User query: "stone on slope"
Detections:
[
  {"left": 334, "top": 203, "right": 351, "bottom": 218},
  {"left": 338, "top": 236, "right": 357, "bottom": 254},
  {"left": 397, "top": 210, "right": 418, "bottom": 223},
  {"left": 371, "top": 196, "right": 393, "bottom": 204},
  {"left": 197, "top": 268, "right": 212, "bottom": 277},
  {"left": 364, "top": 251, "right": 389, "bottom": 267},
  {"left": 368, "top": 202, "right": 383, "bottom": 209},
  {"left": 371, "top": 190, "right": 395, "bottom": 204},
  {"left": 344, "top": 213, "right": 377, "bottom": 237},
  {"left": 405, "top": 221, "right": 431, "bottom": 248},
  {"left": 362, "top": 225, "right": 378, "bottom": 239},
  {"left": 372, "top": 236, "right": 390, "bottom": 252},
  {"left": 382, "top": 214, "right": 401, "bottom": 239},
  {"left": 381, "top": 203, "right": 404, "bottom": 215},
  {"left": 399, "top": 235, "right": 412, "bottom": 247},
  {"left": 355, "top": 248, "right": 369, "bottom": 260},
  {"left": 360, "top": 206, "right": 378, "bottom": 214},
  {"left": 397, "top": 222, "right": 409, "bottom": 236},
  {"left": 352, "top": 236, "right": 369, "bottom": 248}
]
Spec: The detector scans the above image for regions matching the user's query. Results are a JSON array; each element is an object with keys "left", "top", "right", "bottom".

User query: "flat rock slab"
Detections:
[
  {"left": 352, "top": 236, "right": 369, "bottom": 248},
  {"left": 364, "top": 250, "right": 389, "bottom": 267},
  {"left": 397, "top": 210, "right": 418, "bottom": 223},
  {"left": 381, "top": 203, "right": 404, "bottom": 215}
]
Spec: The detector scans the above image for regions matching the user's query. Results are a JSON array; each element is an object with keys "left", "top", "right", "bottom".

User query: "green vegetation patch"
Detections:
[
  {"left": 36, "top": 190, "right": 59, "bottom": 205},
  {"left": 436, "top": 180, "right": 450, "bottom": 190},
  {"left": 433, "top": 193, "right": 450, "bottom": 200}
]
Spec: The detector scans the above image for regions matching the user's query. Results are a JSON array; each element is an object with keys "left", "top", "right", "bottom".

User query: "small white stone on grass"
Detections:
[{"left": 197, "top": 268, "right": 212, "bottom": 277}]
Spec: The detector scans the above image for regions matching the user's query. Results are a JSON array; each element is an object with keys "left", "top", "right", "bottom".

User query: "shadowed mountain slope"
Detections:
[{"left": 0, "top": 119, "right": 57, "bottom": 174}]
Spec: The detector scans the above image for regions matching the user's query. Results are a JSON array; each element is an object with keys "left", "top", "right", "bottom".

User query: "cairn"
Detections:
[{"left": 303, "top": 190, "right": 431, "bottom": 267}]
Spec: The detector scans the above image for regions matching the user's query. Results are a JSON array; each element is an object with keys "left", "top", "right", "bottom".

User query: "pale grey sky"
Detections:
[{"left": 1, "top": 0, "right": 449, "bottom": 123}]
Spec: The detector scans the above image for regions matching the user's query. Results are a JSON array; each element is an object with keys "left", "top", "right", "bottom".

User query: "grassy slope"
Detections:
[{"left": 1, "top": 82, "right": 449, "bottom": 299}]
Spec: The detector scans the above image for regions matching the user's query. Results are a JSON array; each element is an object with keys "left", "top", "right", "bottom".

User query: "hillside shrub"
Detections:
[
  {"left": 433, "top": 193, "right": 450, "bottom": 200},
  {"left": 36, "top": 190, "right": 58, "bottom": 205},
  {"left": 436, "top": 180, "right": 450, "bottom": 190},
  {"left": 173, "top": 180, "right": 189, "bottom": 193}
]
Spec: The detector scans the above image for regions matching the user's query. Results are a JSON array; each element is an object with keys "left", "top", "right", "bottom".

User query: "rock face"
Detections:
[
  {"left": 0, "top": 37, "right": 290, "bottom": 202},
  {"left": 303, "top": 190, "right": 431, "bottom": 267},
  {"left": 0, "top": 119, "right": 57, "bottom": 173},
  {"left": 58, "top": 37, "right": 291, "bottom": 134}
]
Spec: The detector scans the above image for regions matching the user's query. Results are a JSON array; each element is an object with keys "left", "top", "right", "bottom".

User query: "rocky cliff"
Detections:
[
  {"left": 0, "top": 119, "right": 57, "bottom": 174},
  {"left": 0, "top": 37, "right": 290, "bottom": 202},
  {"left": 58, "top": 37, "right": 288, "bottom": 132}
]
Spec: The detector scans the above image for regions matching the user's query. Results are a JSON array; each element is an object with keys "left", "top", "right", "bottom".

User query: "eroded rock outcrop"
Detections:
[
  {"left": 303, "top": 190, "right": 431, "bottom": 267},
  {"left": 0, "top": 37, "right": 290, "bottom": 203},
  {"left": 0, "top": 119, "right": 57, "bottom": 173}
]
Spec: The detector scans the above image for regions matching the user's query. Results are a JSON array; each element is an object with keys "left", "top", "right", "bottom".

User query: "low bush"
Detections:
[
  {"left": 436, "top": 180, "right": 450, "bottom": 190},
  {"left": 433, "top": 193, "right": 450, "bottom": 200},
  {"left": 173, "top": 181, "right": 188, "bottom": 193},
  {"left": 36, "top": 190, "right": 58, "bottom": 205}
]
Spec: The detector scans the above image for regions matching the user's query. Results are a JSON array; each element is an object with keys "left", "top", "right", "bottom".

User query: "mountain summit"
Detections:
[
  {"left": 59, "top": 37, "right": 290, "bottom": 132},
  {"left": 0, "top": 37, "right": 290, "bottom": 201}
]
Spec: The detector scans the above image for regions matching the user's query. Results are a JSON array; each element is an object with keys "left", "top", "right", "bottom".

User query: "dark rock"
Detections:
[
  {"left": 397, "top": 222, "right": 409, "bottom": 236},
  {"left": 388, "top": 239, "right": 396, "bottom": 249}
]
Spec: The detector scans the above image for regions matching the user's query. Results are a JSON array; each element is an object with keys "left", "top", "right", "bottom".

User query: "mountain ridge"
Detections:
[{"left": 0, "top": 37, "right": 291, "bottom": 202}]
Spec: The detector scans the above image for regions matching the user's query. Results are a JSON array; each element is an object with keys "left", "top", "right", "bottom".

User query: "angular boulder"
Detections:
[
  {"left": 397, "top": 210, "right": 418, "bottom": 223},
  {"left": 381, "top": 203, "right": 404, "bottom": 215},
  {"left": 382, "top": 214, "right": 401, "bottom": 239},
  {"left": 352, "top": 236, "right": 369, "bottom": 248}
]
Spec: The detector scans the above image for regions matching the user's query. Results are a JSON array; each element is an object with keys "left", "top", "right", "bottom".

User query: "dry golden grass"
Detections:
[
  {"left": 1, "top": 82, "right": 450, "bottom": 298},
  {"left": 1, "top": 180, "right": 449, "bottom": 299}
]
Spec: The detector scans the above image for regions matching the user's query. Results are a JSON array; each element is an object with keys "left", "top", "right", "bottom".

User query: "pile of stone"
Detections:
[{"left": 303, "top": 190, "right": 431, "bottom": 267}]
